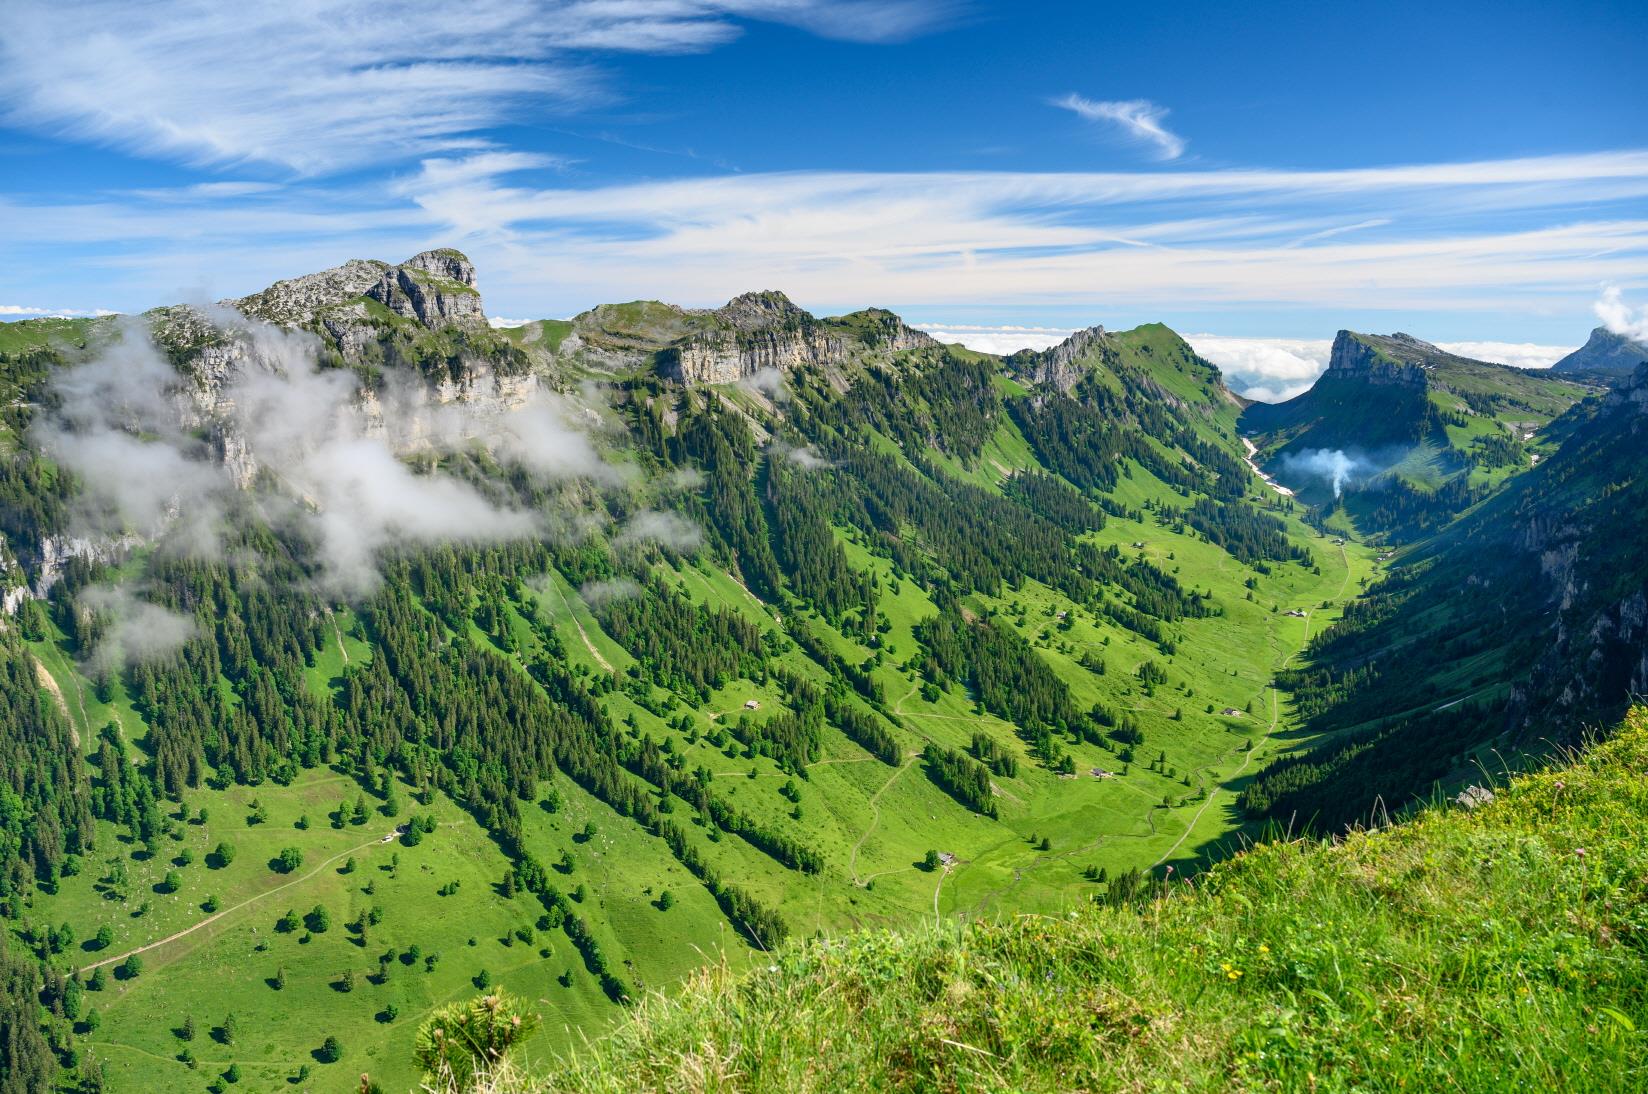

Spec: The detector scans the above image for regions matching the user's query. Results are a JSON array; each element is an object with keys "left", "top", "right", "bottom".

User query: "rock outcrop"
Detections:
[
  {"left": 660, "top": 291, "right": 935, "bottom": 384},
  {"left": 1321, "top": 330, "right": 1433, "bottom": 389},
  {"left": 233, "top": 259, "right": 390, "bottom": 327},
  {"left": 1020, "top": 326, "right": 1109, "bottom": 393},
  {"left": 232, "top": 249, "right": 486, "bottom": 335},
  {"left": 366, "top": 249, "right": 486, "bottom": 331}
]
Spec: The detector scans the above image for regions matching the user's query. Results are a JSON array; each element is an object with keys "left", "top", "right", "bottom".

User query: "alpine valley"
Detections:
[{"left": 2, "top": 250, "right": 1646, "bottom": 1093}]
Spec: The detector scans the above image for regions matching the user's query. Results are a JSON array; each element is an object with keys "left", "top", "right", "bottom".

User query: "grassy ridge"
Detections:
[{"left": 516, "top": 708, "right": 1648, "bottom": 1093}]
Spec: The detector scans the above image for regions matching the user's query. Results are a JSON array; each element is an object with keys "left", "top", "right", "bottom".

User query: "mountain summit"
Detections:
[
  {"left": 1550, "top": 325, "right": 1648, "bottom": 375},
  {"left": 234, "top": 248, "right": 485, "bottom": 331}
]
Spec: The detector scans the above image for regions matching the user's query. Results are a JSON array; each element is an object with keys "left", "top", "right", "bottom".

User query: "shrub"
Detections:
[{"left": 412, "top": 991, "right": 539, "bottom": 1090}]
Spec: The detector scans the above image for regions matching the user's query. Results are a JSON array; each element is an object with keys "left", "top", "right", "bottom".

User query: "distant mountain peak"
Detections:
[{"left": 1551, "top": 326, "right": 1648, "bottom": 375}]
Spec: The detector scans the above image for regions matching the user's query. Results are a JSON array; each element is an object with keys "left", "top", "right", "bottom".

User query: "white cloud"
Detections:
[
  {"left": 615, "top": 510, "right": 703, "bottom": 551},
  {"left": 1434, "top": 341, "right": 1575, "bottom": 370},
  {"left": 78, "top": 584, "right": 197, "bottom": 674},
  {"left": 1, "top": 304, "right": 113, "bottom": 316},
  {"left": 0, "top": 2, "right": 955, "bottom": 175},
  {"left": 1053, "top": 94, "right": 1186, "bottom": 160},
  {"left": 1184, "top": 335, "right": 1331, "bottom": 402},
  {"left": 1594, "top": 285, "right": 1648, "bottom": 342},
  {"left": 387, "top": 151, "right": 1648, "bottom": 316},
  {"left": 28, "top": 310, "right": 640, "bottom": 598},
  {"left": 915, "top": 323, "right": 1076, "bottom": 354}
]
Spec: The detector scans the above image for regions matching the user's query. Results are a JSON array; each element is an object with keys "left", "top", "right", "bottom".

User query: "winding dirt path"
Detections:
[
  {"left": 847, "top": 753, "right": 920, "bottom": 885},
  {"left": 327, "top": 609, "right": 350, "bottom": 666},
  {"left": 79, "top": 825, "right": 434, "bottom": 975},
  {"left": 31, "top": 654, "right": 78, "bottom": 748},
  {"left": 547, "top": 579, "right": 614, "bottom": 673},
  {"left": 1149, "top": 594, "right": 1324, "bottom": 869}
]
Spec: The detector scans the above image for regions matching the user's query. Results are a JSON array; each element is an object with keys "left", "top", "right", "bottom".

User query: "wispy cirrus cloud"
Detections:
[
  {"left": 0, "top": 1, "right": 957, "bottom": 175},
  {"left": 5, "top": 150, "right": 1648, "bottom": 325},
  {"left": 1052, "top": 94, "right": 1186, "bottom": 160}
]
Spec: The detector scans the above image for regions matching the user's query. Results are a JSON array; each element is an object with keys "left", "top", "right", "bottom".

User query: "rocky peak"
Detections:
[
  {"left": 232, "top": 258, "right": 390, "bottom": 327},
  {"left": 367, "top": 249, "right": 486, "bottom": 331},
  {"left": 1552, "top": 326, "right": 1648, "bottom": 375},
  {"left": 659, "top": 293, "right": 938, "bottom": 385},
  {"left": 832, "top": 308, "right": 936, "bottom": 353},
  {"left": 1019, "top": 325, "right": 1109, "bottom": 393},
  {"left": 229, "top": 249, "right": 485, "bottom": 334},
  {"left": 714, "top": 291, "right": 811, "bottom": 332},
  {"left": 399, "top": 248, "right": 477, "bottom": 288},
  {"left": 1324, "top": 330, "right": 1432, "bottom": 388}
]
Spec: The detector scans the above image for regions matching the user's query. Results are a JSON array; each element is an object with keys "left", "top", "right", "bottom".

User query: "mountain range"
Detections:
[{"left": 1, "top": 250, "right": 1643, "bottom": 1092}]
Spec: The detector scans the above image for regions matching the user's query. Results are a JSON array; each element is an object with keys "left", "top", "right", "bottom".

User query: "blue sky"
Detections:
[{"left": 2, "top": 0, "right": 1646, "bottom": 396}]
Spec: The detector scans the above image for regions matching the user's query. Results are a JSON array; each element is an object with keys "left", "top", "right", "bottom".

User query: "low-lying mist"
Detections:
[{"left": 1279, "top": 447, "right": 1385, "bottom": 498}]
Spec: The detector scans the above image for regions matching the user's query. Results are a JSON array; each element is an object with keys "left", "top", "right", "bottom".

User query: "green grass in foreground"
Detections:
[{"left": 479, "top": 707, "right": 1648, "bottom": 1093}]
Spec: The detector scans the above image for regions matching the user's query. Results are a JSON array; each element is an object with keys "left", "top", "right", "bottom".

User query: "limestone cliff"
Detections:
[
  {"left": 659, "top": 291, "right": 935, "bottom": 384},
  {"left": 1321, "top": 330, "right": 1434, "bottom": 389},
  {"left": 1018, "top": 325, "right": 1110, "bottom": 393},
  {"left": 233, "top": 249, "right": 485, "bottom": 334}
]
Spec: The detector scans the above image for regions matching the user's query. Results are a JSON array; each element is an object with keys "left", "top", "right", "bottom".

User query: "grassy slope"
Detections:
[
  {"left": 526, "top": 706, "right": 1648, "bottom": 1094},
  {"left": 0, "top": 315, "right": 103, "bottom": 354},
  {"left": 15, "top": 324, "right": 1380, "bottom": 1091}
]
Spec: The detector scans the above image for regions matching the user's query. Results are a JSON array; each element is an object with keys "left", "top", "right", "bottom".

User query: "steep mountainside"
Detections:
[
  {"left": 1551, "top": 325, "right": 1648, "bottom": 375},
  {"left": 1239, "top": 364, "right": 1648, "bottom": 829},
  {"left": 0, "top": 252, "right": 1371, "bottom": 1092},
  {"left": 1240, "top": 329, "right": 1594, "bottom": 537}
]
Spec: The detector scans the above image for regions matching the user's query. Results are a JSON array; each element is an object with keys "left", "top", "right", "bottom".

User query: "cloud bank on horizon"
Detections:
[{"left": 0, "top": 0, "right": 1644, "bottom": 347}]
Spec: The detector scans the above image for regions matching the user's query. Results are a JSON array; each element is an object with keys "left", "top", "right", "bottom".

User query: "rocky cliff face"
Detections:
[
  {"left": 1488, "top": 361, "right": 1648, "bottom": 734},
  {"left": 1605, "top": 362, "right": 1648, "bottom": 412},
  {"left": 234, "top": 249, "right": 484, "bottom": 333},
  {"left": 1321, "top": 330, "right": 1433, "bottom": 390},
  {"left": 660, "top": 291, "right": 935, "bottom": 384},
  {"left": 1019, "top": 326, "right": 1110, "bottom": 393},
  {"left": 366, "top": 249, "right": 486, "bottom": 331},
  {"left": 140, "top": 251, "right": 522, "bottom": 494}
]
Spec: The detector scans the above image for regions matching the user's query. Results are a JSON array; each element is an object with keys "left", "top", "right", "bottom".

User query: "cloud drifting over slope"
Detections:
[
  {"left": 1595, "top": 285, "right": 1648, "bottom": 342},
  {"left": 32, "top": 311, "right": 615, "bottom": 604}
]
